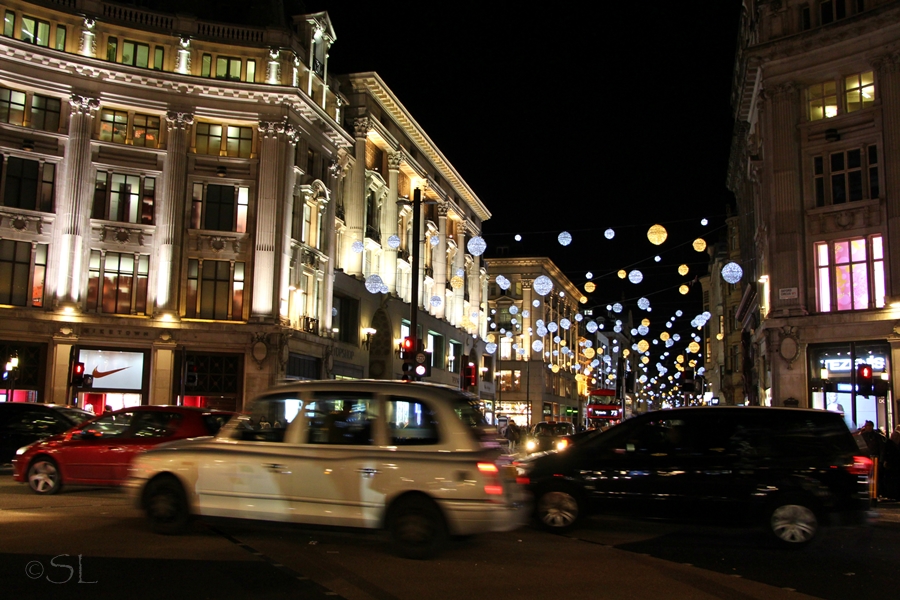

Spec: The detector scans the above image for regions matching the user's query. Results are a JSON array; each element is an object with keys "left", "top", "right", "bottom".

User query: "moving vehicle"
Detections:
[
  {"left": 585, "top": 389, "right": 623, "bottom": 429},
  {"left": 517, "top": 406, "right": 873, "bottom": 546},
  {"left": 128, "top": 380, "right": 529, "bottom": 559},
  {"left": 13, "top": 405, "right": 235, "bottom": 494},
  {"left": 522, "top": 421, "right": 576, "bottom": 454},
  {"left": 0, "top": 403, "right": 93, "bottom": 465}
]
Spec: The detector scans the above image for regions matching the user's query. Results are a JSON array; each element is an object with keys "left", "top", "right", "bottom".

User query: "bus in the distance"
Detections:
[{"left": 586, "top": 389, "right": 623, "bottom": 429}]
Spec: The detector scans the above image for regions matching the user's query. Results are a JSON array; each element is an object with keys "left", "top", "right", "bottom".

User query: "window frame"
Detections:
[
  {"left": 814, "top": 234, "right": 885, "bottom": 313},
  {"left": 92, "top": 170, "right": 156, "bottom": 225},
  {"left": 86, "top": 250, "right": 150, "bottom": 315},
  {"left": 190, "top": 182, "right": 249, "bottom": 233},
  {"left": 185, "top": 258, "right": 245, "bottom": 321},
  {"left": 811, "top": 144, "right": 880, "bottom": 207},
  {"left": 20, "top": 15, "right": 49, "bottom": 47}
]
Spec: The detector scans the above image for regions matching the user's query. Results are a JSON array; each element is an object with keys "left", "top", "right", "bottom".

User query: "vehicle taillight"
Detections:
[
  {"left": 847, "top": 455, "right": 873, "bottom": 476},
  {"left": 515, "top": 476, "right": 531, "bottom": 485},
  {"left": 478, "top": 462, "right": 503, "bottom": 495}
]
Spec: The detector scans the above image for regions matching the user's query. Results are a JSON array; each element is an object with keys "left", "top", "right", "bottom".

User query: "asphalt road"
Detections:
[{"left": 2, "top": 466, "right": 899, "bottom": 600}]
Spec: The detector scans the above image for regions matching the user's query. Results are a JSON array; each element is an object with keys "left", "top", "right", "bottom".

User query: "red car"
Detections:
[{"left": 13, "top": 405, "right": 235, "bottom": 494}]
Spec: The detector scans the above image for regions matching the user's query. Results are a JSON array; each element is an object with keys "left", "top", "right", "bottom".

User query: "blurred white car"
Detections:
[{"left": 127, "top": 380, "right": 529, "bottom": 558}]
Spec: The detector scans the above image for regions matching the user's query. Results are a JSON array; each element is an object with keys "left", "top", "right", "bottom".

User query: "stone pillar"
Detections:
[
  {"left": 321, "top": 153, "right": 347, "bottom": 334},
  {"left": 252, "top": 121, "right": 294, "bottom": 321},
  {"left": 344, "top": 117, "right": 368, "bottom": 276},
  {"left": 52, "top": 94, "right": 98, "bottom": 306},
  {"left": 453, "top": 228, "right": 466, "bottom": 325},
  {"left": 875, "top": 55, "right": 900, "bottom": 302},
  {"left": 523, "top": 281, "right": 535, "bottom": 358},
  {"left": 276, "top": 127, "right": 299, "bottom": 322},
  {"left": 764, "top": 83, "right": 807, "bottom": 316},
  {"left": 434, "top": 203, "right": 449, "bottom": 319},
  {"left": 382, "top": 151, "right": 402, "bottom": 294},
  {"left": 154, "top": 111, "right": 193, "bottom": 314}
]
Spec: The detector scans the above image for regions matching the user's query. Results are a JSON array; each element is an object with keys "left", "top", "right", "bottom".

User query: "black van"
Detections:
[{"left": 516, "top": 406, "right": 873, "bottom": 545}]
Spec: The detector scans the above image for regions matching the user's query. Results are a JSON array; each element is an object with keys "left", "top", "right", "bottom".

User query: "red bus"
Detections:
[{"left": 586, "top": 389, "right": 623, "bottom": 429}]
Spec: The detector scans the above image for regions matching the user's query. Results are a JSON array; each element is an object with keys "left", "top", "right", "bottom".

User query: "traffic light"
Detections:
[
  {"left": 401, "top": 337, "right": 416, "bottom": 381},
  {"left": 82, "top": 374, "right": 93, "bottom": 389},
  {"left": 414, "top": 353, "right": 432, "bottom": 379},
  {"left": 857, "top": 363, "right": 874, "bottom": 395},
  {"left": 72, "top": 362, "right": 85, "bottom": 387}
]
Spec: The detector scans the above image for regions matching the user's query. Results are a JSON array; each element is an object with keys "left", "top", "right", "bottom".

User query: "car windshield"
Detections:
[
  {"left": 55, "top": 407, "right": 93, "bottom": 425},
  {"left": 534, "top": 423, "right": 572, "bottom": 436}
]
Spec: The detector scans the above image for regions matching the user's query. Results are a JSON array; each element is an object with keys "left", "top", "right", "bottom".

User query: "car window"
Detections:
[
  {"left": 202, "top": 413, "right": 233, "bottom": 435},
  {"left": 55, "top": 407, "right": 93, "bottom": 426},
  {"left": 8, "top": 408, "right": 69, "bottom": 435},
  {"left": 239, "top": 394, "right": 303, "bottom": 443},
  {"left": 386, "top": 396, "right": 440, "bottom": 445},
  {"left": 130, "top": 411, "right": 182, "bottom": 438},
  {"left": 84, "top": 412, "right": 133, "bottom": 438},
  {"left": 306, "top": 394, "right": 376, "bottom": 445}
]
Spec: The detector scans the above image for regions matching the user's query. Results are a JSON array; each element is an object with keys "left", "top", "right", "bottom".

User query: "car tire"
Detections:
[
  {"left": 27, "top": 457, "right": 62, "bottom": 495},
  {"left": 388, "top": 496, "right": 447, "bottom": 560},
  {"left": 535, "top": 486, "right": 582, "bottom": 531},
  {"left": 144, "top": 477, "right": 190, "bottom": 535},
  {"left": 768, "top": 498, "right": 819, "bottom": 546}
]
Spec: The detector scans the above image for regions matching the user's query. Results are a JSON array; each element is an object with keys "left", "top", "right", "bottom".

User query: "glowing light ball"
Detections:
[
  {"left": 509, "top": 305, "right": 518, "bottom": 315},
  {"left": 654, "top": 256, "right": 661, "bottom": 262},
  {"left": 533, "top": 300, "right": 541, "bottom": 307},
  {"left": 641, "top": 318, "right": 650, "bottom": 327},
  {"left": 547, "top": 322, "right": 558, "bottom": 333},
  {"left": 467, "top": 236, "right": 486, "bottom": 256},
  {"left": 364, "top": 274, "right": 384, "bottom": 294},
  {"left": 352, "top": 240, "right": 364, "bottom": 253},
  {"left": 688, "top": 341, "right": 701, "bottom": 353},
  {"left": 456, "top": 268, "right": 465, "bottom": 277},
  {"left": 495, "top": 275, "right": 511, "bottom": 290},
  {"left": 523, "top": 310, "right": 530, "bottom": 317},
  {"left": 533, "top": 275, "right": 553, "bottom": 296},
  {"left": 637, "top": 340, "right": 650, "bottom": 353},
  {"left": 692, "top": 238, "right": 707, "bottom": 252},
  {"left": 678, "top": 264, "right": 689, "bottom": 276},
  {"left": 618, "top": 270, "right": 627, "bottom": 279},
  {"left": 450, "top": 276, "right": 464, "bottom": 289},
  {"left": 515, "top": 234, "right": 522, "bottom": 241},
  {"left": 558, "top": 231, "right": 572, "bottom": 246},
  {"left": 701, "top": 218, "right": 709, "bottom": 226},
  {"left": 677, "top": 355, "right": 685, "bottom": 363},
  {"left": 430, "top": 295, "right": 442, "bottom": 307},
  {"left": 604, "top": 228, "right": 615, "bottom": 239},
  {"left": 583, "top": 348, "right": 595, "bottom": 359},
  {"left": 387, "top": 235, "right": 401, "bottom": 249},
  {"left": 579, "top": 295, "right": 588, "bottom": 304},
  {"left": 586, "top": 321, "right": 598, "bottom": 333},
  {"left": 585, "top": 281, "right": 596, "bottom": 293},
  {"left": 641, "top": 356, "right": 650, "bottom": 364},
  {"left": 484, "top": 342, "right": 497, "bottom": 354},
  {"left": 574, "top": 313, "right": 583, "bottom": 322},
  {"left": 647, "top": 224, "right": 668, "bottom": 245},
  {"left": 675, "top": 310, "right": 683, "bottom": 317},
  {"left": 660, "top": 332, "right": 670, "bottom": 341},
  {"left": 638, "top": 297, "right": 650, "bottom": 310},
  {"left": 623, "top": 349, "right": 631, "bottom": 358},
  {"left": 586, "top": 271, "right": 593, "bottom": 280},
  {"left": 628, "top": 270, "right": 643, "bottom": 284},
  {"left": 722, "top": 262, "right": 743, "bottom": 284},
  {"left": 612, "top": 303, "right": 623, "bottom": 313},
  {"left": 638, "top": 325, "right": 649, "bottom": 336},
  {"left": 551, "top": 364, "right": 560, "bottom": 373},
  {"left": 560, "top": 318, "right": 571, "bottom": 330},
  {"left": 679, "top": 284, "right": 690, "bottom": 295},
  {"left": 430, "top": 235, "right": 440, "bottom": 247}
]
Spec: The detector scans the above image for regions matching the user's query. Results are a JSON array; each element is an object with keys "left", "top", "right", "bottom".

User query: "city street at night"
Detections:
[{"left": 2, "top": 466, "right": 899, "bottom": 600}]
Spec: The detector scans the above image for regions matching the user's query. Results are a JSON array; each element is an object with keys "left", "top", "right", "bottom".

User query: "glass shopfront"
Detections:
[{"left": 809, "top": 341, "right": 892, "bottom": 433}]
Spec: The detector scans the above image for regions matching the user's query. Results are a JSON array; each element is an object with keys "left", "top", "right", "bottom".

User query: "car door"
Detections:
[
  {"left": 289, "top": 391, "right": 383, "bottom": 527},
  {"left": 63, "top": 411, "right": 134, "bottom": 482},
  {"left": 104, "top": 410, "right": 186, "bottom": 481}
]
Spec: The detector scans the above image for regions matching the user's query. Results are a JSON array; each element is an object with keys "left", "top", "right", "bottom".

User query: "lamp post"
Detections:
[{"left": 5, "top": 354, "right": 18, "bottom": 402}]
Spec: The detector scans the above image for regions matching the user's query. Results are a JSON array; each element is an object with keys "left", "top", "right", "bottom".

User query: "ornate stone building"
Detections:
[
  {"left": 728, "top": 0, "right": 900, "bottom": 429},
  {"left": 0, "top": 1, "right": 491, "bottom": 412}
]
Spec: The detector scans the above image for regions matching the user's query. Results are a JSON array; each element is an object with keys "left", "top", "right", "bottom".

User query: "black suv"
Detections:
[
  {"left": 0, "top": 403, "right": 93, "bottom": 465},
  {"left": 517, "top": 407, "right": 873, "bottom": 545}
]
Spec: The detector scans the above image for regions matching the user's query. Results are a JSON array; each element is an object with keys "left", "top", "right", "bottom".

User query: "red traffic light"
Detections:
[
  {"left": 402, "top": 337, "right": 416, "bottom": 352},
  {"left": 72, "top": 362, "right": 85, "bottom": 387},
  {"left": 74, "top": 362, "right": 84, "bottom": 375},
  {"left": 857, "top": 364, "right": 873, "bottom": 380}
]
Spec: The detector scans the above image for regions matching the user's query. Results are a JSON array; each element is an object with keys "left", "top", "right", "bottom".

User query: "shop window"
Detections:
[
  {"left": 815, "top": 235, "right": 885, "bottom": 312},
  {"left": 20, "top": 16, "right": 49, "bottom": 47},
  {"left": 93, "top": 172, "right": 155, "bottom": 224},
  {"left": 185, "top": 259, "right": 245, "bottom": 321},
  {"left": 0, "top": 86, "right": 26, "bottom": 125},
  {"left": 2, "top": 156, "right": 54, "bottom": 212},
  {"left": 31, "top": 94, "right": 61, "bottom": 132},
  {"left": 86, "top": 250, "right": 149, "bottom": 315},
  {"left": 0, "top": 240, "right": 44, "bottom": 307},
  {"left": 190, "top": 183, "right": 249, "bottom": 232}
]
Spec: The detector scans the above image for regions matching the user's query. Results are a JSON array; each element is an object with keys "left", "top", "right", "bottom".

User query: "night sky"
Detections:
[{"left": 307, "top": 2, "right": 744, "bottom": 368}]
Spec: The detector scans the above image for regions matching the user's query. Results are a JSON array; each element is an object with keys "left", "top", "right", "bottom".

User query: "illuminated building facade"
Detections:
[{"left": 0, "top": 1, "right": 490, "bottom": 411}]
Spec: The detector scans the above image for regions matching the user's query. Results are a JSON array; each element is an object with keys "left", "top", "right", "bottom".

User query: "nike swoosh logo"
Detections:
[{"left": 91, "top": 366, "right": 130, "bottom": 379}]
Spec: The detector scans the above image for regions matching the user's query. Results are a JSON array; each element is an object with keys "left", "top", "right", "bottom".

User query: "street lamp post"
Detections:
[{"left": 5, "top": 354, "right": 19, "bottom": 402}]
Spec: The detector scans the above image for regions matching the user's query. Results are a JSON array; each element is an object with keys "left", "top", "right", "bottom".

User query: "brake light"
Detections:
[
  {"left": 477, "top": 462, "right": 503, "bottom": 495},
  {"left": 515, "top": 476, "right": 531, "bottom": 485},
  {"left": 847, "top": 455, "right": 873, "bottom": 476},
  {"left": 477, "top": 462, "right": 499, "bottom": 474}
]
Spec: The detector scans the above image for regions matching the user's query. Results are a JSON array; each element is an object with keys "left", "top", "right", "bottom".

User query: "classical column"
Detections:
[
  {"left": 382, "top": 151, "right": 402, "bottom": 294},
  {"left": 276, "top": 126, "right": 299, "bottom": 322},
  {"left": 453, "top": 228, "right": 466, "bottom": 325},
  {"left": 344, "top": 117, "right": 368, "bottom": 276},
  {"left": 52, "top": 94, "right": 98, "bottom": 306},
  {"left": 321, "top": 152, "right": 347, "bottom": 334},
  {"left": 154, "top": 111, "right": 193, "bottom": 314},
  {"left": 875, "top": 54, "right": 900, "bottom": 302},
  {"left": 252, "top": 121, "right": 295, "bottom": 321},
  {"left": 523, "top": 280, "right": 535, "bottom": 358},
  {"left": 763, "top": 83, "right": 806, "bottom": 316},
  {"left": 434, "top": 203, "right": 449, "bottom": 319}
]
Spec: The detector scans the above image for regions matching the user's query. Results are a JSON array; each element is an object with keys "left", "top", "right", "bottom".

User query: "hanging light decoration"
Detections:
[
  {"left": 647, "top": 224, "right": 668, "bottom": 245},
  {"left": 628, "top": 270, "right": 643, "bottom": 284},
  {"left": 352, "top": 240, "right": 365, "bottom": 253},
  {"left": 641, "top": 318, "right": 650, "bottom": 327},
  {"left": 688, "top": 341, "right": 701, "bottom": 353},
  {"left": 430, "top": 235, "right": 440, "bottom": 247},
  {"left": 558, "top": 231, "right": 572, "bottom": 246},
  {"left": 467, "top": 236, "right": 487, "bottom": 256},
  {"left": 612, "top": 303, "right": 623, "bottom": 313},
  {"left": 430, "top": 295, "right": 442, "bottom": 307},
  {"left": 586, "top": 321, "right": 598, "bottom": 333},
  {"left": 638, "top": 297, "right": 650, "bottom": 310},
  {"left": 679, "top": 284, "right": 690, "bottom": 295},
  {"left": 604, "top": 228, "right": 615, "bottom": 239},
  {"left": 533, "top": 275, "right": 553, "bottom": 296},
  {"left": 364, "top": 274, "right": 384, "bottom": 294},
  {"left": 637, "top": 340, "right": 650, "bottom": 353},
  {"left": 617, "top": 270, "right": 627, "bottom": 279},
  {"left": 485, "top": 342, "right": 497, "bottom": 354},
  {"left": 585, "top": 281, "right": 596, "bottom": 293},
  {"left": 387, "top": 235, "right": 401, "bottom": 249},
  {"left": 660, "top": 331, "right": 670, "bottom": 341},
  {"left": 693, "top": 238, "right": 707, "bottom": 252},
  {"left": 678, "top": 264, "right": 689, "bottom": 276},
  {"left": 722, "top": 262, "right": 743, "bottom": 284},
  {"left": 450, "top": 276, "right": 464, "bottom": 289},
  {"left": 495, "top": 275, "right": 511, "bottom": 290}
]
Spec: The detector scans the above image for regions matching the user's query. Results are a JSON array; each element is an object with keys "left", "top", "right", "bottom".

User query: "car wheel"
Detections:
[
  {"left": 27, "top": 457, "right": 62, "bottom": 495},
  {"left": 768, "top": 501, "right": 818, "bottom": 546},
  {"left": 144, "top": 477, "right": 190, "bottom": 535},
  {"left": 535, "top": 487, "right": 582, "bottom": 531},
  {"left": 388, "top": 496, "right": 447, "bottom": 560}
]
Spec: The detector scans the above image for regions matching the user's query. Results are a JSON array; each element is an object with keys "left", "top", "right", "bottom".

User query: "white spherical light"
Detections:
[
  {"left": 467, "top": 236, "right": 486, "bottom": 256},
  {"left": 604, "top": 228, "right": 615, "bottom": 240},
  {"left": 533, "top": 275, "right": 553, "bottom": 296},
  {"left": 387, "top": 235, "right": 401, "bottom": 249},
  {"left": 352, "top": 240, "right": 364, "bottom": 253},
  {"left": 364, "top": 274, "right": 384, "bottom": 294},
  {"left": 722, "top": 262, "right": 743, "bottom": 284},
  {"left": 628, "top": 270, "right": 643, "bottom": 284},
  {"left": 558, "top": 231, "right": 572, "bottom": 246}
]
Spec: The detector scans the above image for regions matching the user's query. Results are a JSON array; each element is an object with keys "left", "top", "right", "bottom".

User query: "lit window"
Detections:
[
  {"left": 93, "top": 172, "right": 155, "bottom": 224},
  {"left": 815, "top": 235, "right": 885, "bottom": 312},
  {"left": 86, "top": 251, "right": 149, "bottom": 315},
  {"left": 122, "top": 40, "right": 150, "bottom": 68},
  {"left": 215, "top": 56, "right": 242, "bottom": 81},
  {"left": 845, "top": 72, "right": 874, "bottom": 112},
  {"left": 54, "top": 25, "right": 65, "bottom": 51},
  {"left": 20, "top": 16, "right": 49, "bottom": 47},
  {"left": 132, "top": 114, "right": 160, "bottom": 148},
  {"left": 808, "top": 80, "right": 837, "bottom": 121},
  {"left": 99, "top": 109, "right": 128, "bottom": 144},
  {"left": 185, "top": 259, "right": 245, "bottom": 321},
  {"left": 0, "top": 86, "right": 26, "bottom": 125}
]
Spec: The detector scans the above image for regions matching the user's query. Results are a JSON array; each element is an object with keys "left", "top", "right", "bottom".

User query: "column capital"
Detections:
[
  {"left": 437, "top": 202, "right": 450, "bottom": 218},
  {"left": 69, "top": 94, "right": 99, "bottom": 116},
  {"left": 165, "top": 111, "right": 194, "bottom": 130},
  {"left": 353, "top": 117, "right": 370, "bottom": 139},
  {"left": 258, "top": 120, "right": 298, "bottom": 144},
  {"left": 388, "top": 151, "right": 404, "bottom": 170}
]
